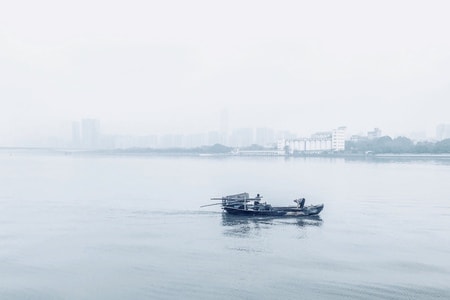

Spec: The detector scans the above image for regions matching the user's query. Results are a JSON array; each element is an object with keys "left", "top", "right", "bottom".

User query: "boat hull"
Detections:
[
  {"left": 223, "top": 204, "right": 324, "bottom": 217},
  {"left": 223, "top": 207, "right": 287, "bottom": 216}
]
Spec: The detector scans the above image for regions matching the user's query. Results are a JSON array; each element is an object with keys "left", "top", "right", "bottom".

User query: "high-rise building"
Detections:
[
  {"left": 219, "top": 109, "right": 229, "bottom": 145},
  {"left": 436, "top": 124, "right": 450, "bottom": 140},
  {"left": 230, "top": 128, "right": 254, "bottom": 147},
  {"left": 185, "top": 133, "right": 207, "bottom": 148},
  {"left": 255, "top": 127, "right": 275, "bottom": 146},
  {"left": 207, "top": 131, "right": 221, "bottom": 146},
  {"left": 72, "top": 121, "right": 80, "bottom": 147},
  {"left": 160, "top": 134, "right": 184, "bottom": 148},
  {"left": 81, "top": 118, "right": 100, "bottom": 149},
  {"left": 332, "top": 126, "right": 346, "bottom": 151}
]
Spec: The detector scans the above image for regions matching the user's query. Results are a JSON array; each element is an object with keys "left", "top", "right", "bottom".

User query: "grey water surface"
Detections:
[{"left": 1, "top": 151, "right": 449, "bottom": 299}]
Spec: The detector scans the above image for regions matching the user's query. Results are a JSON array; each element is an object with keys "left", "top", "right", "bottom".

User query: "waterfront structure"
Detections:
[
  {"left": 368, "top": 128, "right": 382, "bottom": 140},
  {"left": 332, "top": 127, "right": 346, "bottom": 151},
  {"left": 279, "top": 126, "right": 346, "bottom": 154},
  {"left": 350, "top": 135, "right": 367, "bottom": 142},
  {"left": 235, "top": 148, "right": 284, "bottom": 156}
]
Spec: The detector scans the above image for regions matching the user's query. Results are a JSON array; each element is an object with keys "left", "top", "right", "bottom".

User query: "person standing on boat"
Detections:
[
  {"left": 255, "top": 194, "right": 261, "bottom": 204},
  {"left": 295, "top": 198, "right": 306, "bottom": 208},
  {"left": 254, "top": 194, "right": 261, "bottom": 209},
  {"left": 299, "top": 198, "right": 305, "bottom": 208}
]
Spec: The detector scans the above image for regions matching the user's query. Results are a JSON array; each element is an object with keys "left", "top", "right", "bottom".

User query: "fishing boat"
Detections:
[{"left": 202, "top": 193, "right": 324, "bottom": 217}]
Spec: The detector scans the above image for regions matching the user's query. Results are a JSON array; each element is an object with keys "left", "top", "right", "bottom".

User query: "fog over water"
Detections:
[
  {"left": 2, "top": 1, "right": 450, "bottom": 299},
  {"left": 1, "top": 1, "right": 450, "bottom": 144},
  {"left": 1, "top": 152, "right": 450, "bottom": 299}
]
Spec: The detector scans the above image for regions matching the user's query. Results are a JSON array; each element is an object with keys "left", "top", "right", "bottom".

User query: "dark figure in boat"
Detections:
[
  {"left": 294, "top": 198, "right": 306, "bottom": 208},
  {"left": 254, "top": 193, "right": 261, "bottom": 205}
]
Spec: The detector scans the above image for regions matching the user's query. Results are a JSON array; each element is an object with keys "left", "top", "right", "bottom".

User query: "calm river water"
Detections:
[{"left": 1, "top": 151, "right": 449, "bottom": 299}]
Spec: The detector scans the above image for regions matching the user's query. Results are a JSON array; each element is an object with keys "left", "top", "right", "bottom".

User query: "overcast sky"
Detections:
[{"left": 1, "top": 0, "right": 449, "bottom": 144}]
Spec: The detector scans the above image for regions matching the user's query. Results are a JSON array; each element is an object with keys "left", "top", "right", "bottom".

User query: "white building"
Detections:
[
  {"left": 368, "top": 128, "right": 382, "bottom": 140},
  {"left": 278, "top": 126, "right": 346, "bottom": 154},
  {"left": 332, "top": 126, "right": 346, "bottom": 151}
]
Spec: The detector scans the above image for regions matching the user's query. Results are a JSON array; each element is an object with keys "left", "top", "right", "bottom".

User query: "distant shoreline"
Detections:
[{"left": 1, "top": 147, "right": 450, "bottom": 159}]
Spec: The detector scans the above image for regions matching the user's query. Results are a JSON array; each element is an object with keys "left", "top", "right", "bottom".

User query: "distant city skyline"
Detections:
[
  {"left": 1, "top": 1, "right": 449, "bottom": 146},
  {"left": 1, "top": 107, "right": 447, "bottom": 148},
  {"left": 3, "top": 116, "right": 448, "bottom": 149},
  {"left": 0, "top": 112, "right": 444, "bottom": 147}
]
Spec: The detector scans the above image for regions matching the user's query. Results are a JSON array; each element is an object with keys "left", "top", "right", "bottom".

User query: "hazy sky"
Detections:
[{"left": 1, "top": 0, "right": 449, "bottom": 144}]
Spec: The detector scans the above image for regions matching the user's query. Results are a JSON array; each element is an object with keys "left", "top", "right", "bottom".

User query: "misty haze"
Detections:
[{"left": 1, "top": 1, "right": 450, "bottom": 299}]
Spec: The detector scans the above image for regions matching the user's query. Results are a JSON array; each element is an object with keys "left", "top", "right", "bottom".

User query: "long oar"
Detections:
[
  {"left": 200, "top": 203, "right": 223, "bottom": 208},
  {"left": 200, "top": 199, "right": 250, "bottom": 208}
]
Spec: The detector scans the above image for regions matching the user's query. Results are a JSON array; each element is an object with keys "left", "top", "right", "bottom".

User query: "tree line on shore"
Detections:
[
  {"left": 95, "top": 136, "right": 450, "bottom": 155},
  {"left": 346, "top": 136, "right": 450, "bottom": 154}
]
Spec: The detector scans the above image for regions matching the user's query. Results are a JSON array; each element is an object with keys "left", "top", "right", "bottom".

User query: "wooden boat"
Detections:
[{"left": 202, "top": 193, "right": 324, "bottom": 217}]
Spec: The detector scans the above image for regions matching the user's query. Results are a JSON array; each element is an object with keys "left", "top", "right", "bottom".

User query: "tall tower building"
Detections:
[
  {"left": 436, "top": 124, "right": 450, "bottom": 140},
  {"left": 72, "top": 121, "right": 81, "bottom": 147},
  {"left": 332, "top": 126, "right": 346, "bottom": 151},
  {"left": 219, "top": 109, "right": 229, "bottom": 145},
  {"left": 81, "top": 118, "right": 100, "bottom": 149},
  {"left": 230, "top": 128, "right": 254, "bottom": 147},
  {"left": 255, "top": 127, "right": 275, "bottom": 146}
]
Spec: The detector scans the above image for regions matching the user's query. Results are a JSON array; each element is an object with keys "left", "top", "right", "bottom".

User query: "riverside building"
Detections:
[{"left": 279, "top": 126, "right": 346, "bottom": 154}]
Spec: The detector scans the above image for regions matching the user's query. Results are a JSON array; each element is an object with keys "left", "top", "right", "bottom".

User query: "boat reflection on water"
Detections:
[
  {"left": 221, "top": 213, "right": 323, "bottom": 238},
  {"left": 294, "top": 215, "right": 323, "bottom": 227}
]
